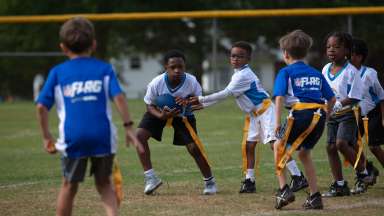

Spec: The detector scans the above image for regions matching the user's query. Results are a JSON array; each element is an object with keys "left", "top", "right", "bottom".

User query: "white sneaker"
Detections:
[
  {"left": 144, "top": 174, "right": 162, "bottom": 195},
  {"left": 203, "top": 178, "right": 217, "bottom": 195}
]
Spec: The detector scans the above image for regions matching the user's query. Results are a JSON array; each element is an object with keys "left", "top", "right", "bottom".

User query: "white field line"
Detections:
[{"left": 1, "top": 129, "right": 39, "bottom": 139}]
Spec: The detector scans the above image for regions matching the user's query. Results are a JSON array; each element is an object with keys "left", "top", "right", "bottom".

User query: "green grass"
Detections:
[{"left": 1, "top": 100, "right": 384, "bottom": 215}]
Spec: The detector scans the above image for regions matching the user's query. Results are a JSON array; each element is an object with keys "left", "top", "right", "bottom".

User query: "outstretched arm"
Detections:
[
  {"left": 113, "top": 93, "right": 144, "bottom": 153},
  {"left": 189, "top": 88, "right": 232, "bottom": 108}
]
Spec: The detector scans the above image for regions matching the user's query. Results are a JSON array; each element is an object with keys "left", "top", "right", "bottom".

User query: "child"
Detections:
[
  {"left": 351, "top": 38, "right": 383, "bottom": 175},
  {"left": 135, "top": 50, "right": 217, "bottom": 195},
  {"left": 321, "top": 32, "right": 375, "bottom": 197},
  {"left": 36, "top": 17, "right": 142, "bottom": 216},
  {"left": 273, "top": 29, "right": 335, "bottom": 210},
  {"left": 189, "top": 41, "right": 307, "bottom": 193}
]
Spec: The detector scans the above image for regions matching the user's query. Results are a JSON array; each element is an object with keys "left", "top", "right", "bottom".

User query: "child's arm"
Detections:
[
  {"left": 113, "top": 94, "right": 144, "bottom": 153},
  {"left": 189, "top": 89, "right": 231, "bottom": 108},
  {"left": 36, "top": 104, "right": 56, "bottom": 154},
  {"left": 326, "top": 97, "right": 336, "bottom": 120},
  {"left": 274, "top": 96, "right": 284, "bottom": 135}
]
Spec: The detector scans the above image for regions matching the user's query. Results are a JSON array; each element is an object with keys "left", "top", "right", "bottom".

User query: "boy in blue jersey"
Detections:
[
  {"left": 36, "top": 17, "right": 142, "bottom": 216},
  {"left": 273, "top": 30, "right": 336, "bottom": 209}
]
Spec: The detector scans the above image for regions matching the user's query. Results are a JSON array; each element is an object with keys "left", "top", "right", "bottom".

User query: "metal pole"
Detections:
[
  {"left": 212, "top": 18, "right": 218, "bottom": 91},
  {"left": 347, "top": 15, "right": 353, "bottom": 35}
]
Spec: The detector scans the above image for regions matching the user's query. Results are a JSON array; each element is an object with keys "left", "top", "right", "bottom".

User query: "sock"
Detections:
[
  {"left": 336, "top": 180, "right": 345, "bottom": 186},
  {"left": 246, "top": 169, "right": 255, "bottom": 181},
  {"left": 204, "top": 176, "right": 214, "bottom": 182},
  {"left": 286, "top": 160, "right": 301, "bottom": 176},
  {"left": 144, "top": 169, "right": 155, "bottom": 177},
  {"left": 358, "top": 169, "right": 368, "bottom": 175}
]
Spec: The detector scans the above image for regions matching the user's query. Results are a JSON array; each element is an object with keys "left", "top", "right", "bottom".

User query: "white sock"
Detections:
[
  {"left": 246, "top": 169, "right": 255, "bottom": 181},
  {"left": 286, "top": 160, "right": 301, "bottom": 176},
  {"left": 144, "top": 169, "right": 155, "bottom": 177},
  {"left": 337, "top": 180, "right": 345, "bottom": 186},
  {"left": 359, "top": 169, "right": 368, "bottom": 175}
]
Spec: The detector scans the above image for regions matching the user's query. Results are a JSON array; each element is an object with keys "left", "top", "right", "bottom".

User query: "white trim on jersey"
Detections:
[
  {"left": 103, "top": 75, "right": 117, "bottom": 154},
  {"left": 54, "top": 85, "right": 67, "bottom": 156}
]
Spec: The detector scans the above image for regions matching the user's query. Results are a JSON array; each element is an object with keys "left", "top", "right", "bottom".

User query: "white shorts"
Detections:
[{"left": 247, "top": 104, "right": 276, "bottom": 144}]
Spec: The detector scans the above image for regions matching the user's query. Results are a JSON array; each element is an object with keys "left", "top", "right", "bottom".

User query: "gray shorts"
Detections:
[
  {"left": 61, "top": 154, "right": 114, "bottom": 183},
  {"left": 327, "top": 111, "right": 357, "bottom": 145}
]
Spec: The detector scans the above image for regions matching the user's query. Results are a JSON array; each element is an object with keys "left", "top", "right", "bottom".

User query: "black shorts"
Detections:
[
  {"left": 138, "top": 112, "right": 197, "bottom": 146},
  {"left": 61, "top": 154, "right": 114, "bottom": 183},
  {"left": 359, "top": 105, "right": 384, "bottom": 146},
  {"left": 327, "top": 111, "right": 357, "bottom": 145},
  {"left": 279, "top": 109, "right": 326, "bottom": 150}
]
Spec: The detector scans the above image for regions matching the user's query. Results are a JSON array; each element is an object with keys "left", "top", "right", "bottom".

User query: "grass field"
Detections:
[{"left": 1, "top": 99, "right": 384, "bottom": 216}]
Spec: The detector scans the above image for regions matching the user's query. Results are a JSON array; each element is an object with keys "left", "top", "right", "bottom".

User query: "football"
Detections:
[{"left": 154, "top": 94, "right": 182, "bottom": 111}]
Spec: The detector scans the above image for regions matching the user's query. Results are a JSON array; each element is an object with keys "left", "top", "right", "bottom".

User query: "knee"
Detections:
[
  {"left": 62, "top": 180, "right": 79, "bottom": 195},
  {"left": 335, "top": 140, "right": 347, "bottom": 150},
  {"left": 246, "top": 141, "right": 256, "bottom": 150},
  {"left": 186, "top": 143, "right": 200, "bottom": 157},
  {"left": 327, "top": 143, "right": 337, "bottom": 153},
  {"left": 298, "top": 149, "right": 309, "bottom": 161}
]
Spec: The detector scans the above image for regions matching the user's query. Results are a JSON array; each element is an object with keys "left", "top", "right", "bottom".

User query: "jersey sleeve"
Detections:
[
  {"left": 35, "top": 69, "right": 57, "bottom": 110},
  {"left": 107, "top": 66, "right": 123, "bottom": 99},
  {"left": 348, "top": 68, "right": 363, "bottom": 100},
  {"left": 225, "top": 72, "right": 251, "bottom": 97},
  {"left": 143, "top": 79, "right": 158, "bottom": 105},
  {"left": 192, "top": 76, "right": 202, "bottom": 96},
  {"left": 321, "top": 74, "right": 335, "bottom": 100},
  {"left": 371, "top": 70, "right": 384, "bottom": 101},
  {"left": 273, "top": 69, "right": 288, "bottom": 97}
]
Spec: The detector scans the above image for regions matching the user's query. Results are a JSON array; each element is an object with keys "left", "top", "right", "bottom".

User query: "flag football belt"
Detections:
[
  {"left": 166, "top": 116, "right": 211, "bottom": 167},
  {"left": 275, "top": 103, "right": 325, "bottom": 176},
  {"left": 112, "top": 158, "right": 123, "bottom": 207},
  {"left": 334, "top": 105, "right": 353, "bottom": 116},
  {"left": 241, "top": 99, "right": 272, "bottom": 175}
]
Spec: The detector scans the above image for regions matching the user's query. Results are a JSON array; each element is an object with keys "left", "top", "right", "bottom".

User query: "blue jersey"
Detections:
[
  {"left": 273, "top": 61, "right": 334, "bottom": 107},
  {"left": 36, "top": 57, "right": 123, "bottom": 158}
]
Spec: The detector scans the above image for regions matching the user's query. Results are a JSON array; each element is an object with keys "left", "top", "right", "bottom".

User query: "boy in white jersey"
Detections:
[
  {"left": 351, "top": 38, "right": 384, "bottom": 175},
  {"left": 190, "top": 41, "right": 307, "bottom": 193},
  {"left": 36, "top": 17, "right": 142, "bottom": 216},
  {"left": 135, "top": 50, "right": 217, "bottom": 195},
  {"left": 322, "top": 32, "right": 375, "bottom": 197}
]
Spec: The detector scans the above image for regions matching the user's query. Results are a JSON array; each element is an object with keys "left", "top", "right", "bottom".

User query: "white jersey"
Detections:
[
  {"left": 322, "top": 62, "right": 363, "bottom": 106},
  {"left": 144, "top": 72, "right": 202, "bottom": 105},
  {"left": 200, "top": 65, "right": 269, "bottom": 113},
  {"left": 358, "top": 66, "right": 384, "bottom": 115}
]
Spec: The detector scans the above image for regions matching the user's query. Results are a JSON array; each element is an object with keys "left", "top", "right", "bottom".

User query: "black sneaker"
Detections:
[
  {"left": 366, "top": 161, "right": 379, "bottom": 186},
  {"left": 290, "top": 172, "right": 309, "bottom": 192},
  {"left": 275, "top": 184, "right": 295, "bottom": 209},
  {"left": 351, "top": 175, "right": 368, "bottom": 195},
  {"left": 322, "top": 181, "right": 351, "bottom": 197},
  {"left": 303, "top": 192, "right": 323, "bottom": 210},
  {"left": 239, "top": 178, "right": 256, "bottom": 193}
]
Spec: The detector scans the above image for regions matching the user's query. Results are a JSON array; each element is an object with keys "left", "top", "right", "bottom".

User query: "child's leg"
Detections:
[
  {"left": 94, "top": 176, "right": 118, "bottom": 216},
  {"left": 370, "top": 146, "right": 384, "bottom": 167},
  {"left": 136, "top": 128, "right": 153, "bottom": 171},
  {"left": 298, "top": 149, "right": 318, "bottom": 194},
  {"left": 56, "top": 178, "right": 79, "bottom": 216},
  {"left": 186, "top": 142, "right": 212, "bottom": 178},
  {"left": 326, "top": 142, "right": 343, "bottom": 181}
]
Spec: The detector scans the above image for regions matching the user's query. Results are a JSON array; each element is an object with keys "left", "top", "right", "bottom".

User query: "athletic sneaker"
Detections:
[
  {"left": 203, "top": 178, "right": 217, "bottom": 195},
  {"left": 322, "top": 181, "right": 350, "bottom": 197},
  {"left": 144, "top": 174, "right": 162, "bottom": 195},
  {"left": 351, "top": 174, "right": 368, "bottom": 195},
  {"left": 239, "top": 178, "right": 256, "bottom": 193},
  {"left": 290, "top": 172, "right": 309, "bottom": 192},
  {"left": 366, "top": 161, "right": 379, "bottom": 186},
  {"left": 303, "top": 192, "right": 323, "bottom": 210},
  {"left": 275, "top": 184, "right": 295, "bottom": 209}
]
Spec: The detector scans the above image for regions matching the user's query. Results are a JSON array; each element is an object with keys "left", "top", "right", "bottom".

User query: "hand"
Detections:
[
  {"left": 333, "top": 100, "right": 343, "bottom": 113},
  {"left": 160, "top": 106, "right": 180, "bottom": 120},
  {"left": 274, "top": 123, "right": 281, "bottom": 138},
  {"left": 175, "top": 97, "right": 188, "bottom": 106},
  {"left": 191, "top": 103, "right": 204, "bottom": 111},
  {"left": 188, "top": 96, "right": 200, "bottom": 105},
  {"left": 125, "top": 127, "right": 145, "bottom": 154},
  {"left": 43, "top": 133, "right": 57, "bottom": 154}
]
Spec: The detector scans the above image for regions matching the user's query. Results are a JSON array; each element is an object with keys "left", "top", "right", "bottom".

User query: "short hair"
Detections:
[
  {"left": 279, "top": 29, "right": 313, "bottom": 59},
  {"left": 352, "top": 38, "right": 368, "bottom": 63},
  {"left": 325, "top": 31, "right": 353, "bottom": 59},
  {"left": 163, "top": 50, "right": 186, "bottom": 65},
  {"left": 231, "top": 41, "right": 252, "bottom": 57},
  {"left": 59, "top": 17, "right": 95, "bottom": 53}
]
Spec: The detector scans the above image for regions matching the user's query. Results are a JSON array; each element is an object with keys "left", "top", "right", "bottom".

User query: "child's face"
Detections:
[
  {"left": 165, "top": 57, "right": 186, "bottom": 83},
  {"left": 326, "top": 36, "right": 347, "bottom": 63},
  {"left": 350, "top": 53, "right": 363, "bottom": 68},
  {"left": 230, "top": 47, "right": 250, "bottom": 69}
]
